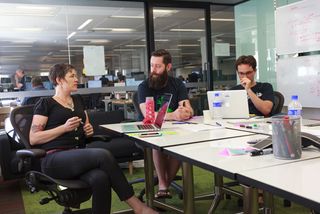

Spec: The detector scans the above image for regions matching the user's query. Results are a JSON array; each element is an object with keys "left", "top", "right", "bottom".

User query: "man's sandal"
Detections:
[{"left": 155, "top": 189, "right": 172, "bottom": 199}]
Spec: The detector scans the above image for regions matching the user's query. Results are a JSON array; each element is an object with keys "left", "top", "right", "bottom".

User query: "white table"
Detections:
[
  {"left": 164, "top": 136, "right": 320, "bottom": 213},
  {"left": 101, "top": 121, "right": 256, "bottom": 213},
  {"left": 237, "top": 158, "right": 320, "bottom": 212}
]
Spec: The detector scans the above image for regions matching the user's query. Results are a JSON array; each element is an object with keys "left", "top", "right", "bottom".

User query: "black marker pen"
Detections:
[{"left": 250, "top": 148, "right": 273, "bottom": 156}]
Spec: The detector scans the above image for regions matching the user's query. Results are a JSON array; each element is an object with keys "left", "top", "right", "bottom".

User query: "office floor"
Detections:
[{"left": 1, "top": 167, "right": 312, "bottom": 214}]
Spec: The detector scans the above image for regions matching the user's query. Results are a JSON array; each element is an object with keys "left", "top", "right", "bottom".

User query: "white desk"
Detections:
[
  {"left": 164, "top": 136, "right": 320, "bottom": 213},
  {"left": 237, "top": 158, "right": 320, "bottom": 212}
]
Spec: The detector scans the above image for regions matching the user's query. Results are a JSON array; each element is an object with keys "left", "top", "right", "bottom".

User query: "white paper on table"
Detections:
[
  {"left": 177, "top": 124, "right": 223, "bottom": 132},
  {"left": 301, "top": 126, "right": 320, "bottom": 137}
]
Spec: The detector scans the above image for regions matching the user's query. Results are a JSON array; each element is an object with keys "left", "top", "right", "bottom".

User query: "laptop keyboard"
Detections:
[{"left": 137, "top": 124, "right": 154, "bottom": 130}]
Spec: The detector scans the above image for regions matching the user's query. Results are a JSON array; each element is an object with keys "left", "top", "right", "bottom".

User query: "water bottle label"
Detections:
[{"left": 288, "top": 109, "right": 301, "bottom": 116}]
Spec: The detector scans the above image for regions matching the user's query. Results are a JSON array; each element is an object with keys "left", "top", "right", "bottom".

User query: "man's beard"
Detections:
[{"left": 148, "top": 69, "right": 168, "bottom": 90}]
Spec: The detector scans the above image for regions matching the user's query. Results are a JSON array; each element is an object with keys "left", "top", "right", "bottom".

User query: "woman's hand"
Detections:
[
  {"left": 64, "top": 117, "right": 82, "bottom": 132},
  {"left": 83, "top": 123, "right": 94, "bottom": 137}
]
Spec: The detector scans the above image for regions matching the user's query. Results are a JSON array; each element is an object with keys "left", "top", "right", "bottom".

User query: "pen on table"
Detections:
[
  {"left": 216, "top": 122, "right": 222, "bottom": 126},
  {"left": 250, "top": 148, "right": 273, "bottom": 156}
]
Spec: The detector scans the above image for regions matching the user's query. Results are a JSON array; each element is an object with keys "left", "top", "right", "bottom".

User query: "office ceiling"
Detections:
[{"left": 0, "top": 1, "right": 238, "bottom": 75}]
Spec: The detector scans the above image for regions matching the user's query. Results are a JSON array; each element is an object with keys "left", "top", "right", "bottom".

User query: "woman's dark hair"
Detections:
[
  {"left": 235, "top": 55, "right": 257, "bottom": 71},
  {"left": 151, "top": 49, "right": 172, "bottom": 65},
  {"left": 49, "top": 63, "right": 75, "bottom": 86}
]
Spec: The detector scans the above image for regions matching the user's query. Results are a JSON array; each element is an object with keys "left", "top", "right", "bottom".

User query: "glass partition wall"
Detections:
[{"left": 0, "top": 0, "right": 237, "bottom": 101}]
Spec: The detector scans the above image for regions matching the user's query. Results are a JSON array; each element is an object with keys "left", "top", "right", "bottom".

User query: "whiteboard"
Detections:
[
  {"left": 275, "top": 0, "right": 320, "bottom": 55},
  {"left": 276, "top": 55, "right": 320, "bottom": 108}
]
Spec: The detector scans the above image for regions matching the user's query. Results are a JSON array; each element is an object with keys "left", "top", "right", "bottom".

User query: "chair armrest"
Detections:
[{"left": 16, "top": 149, "right": 46, "bottom": 159}]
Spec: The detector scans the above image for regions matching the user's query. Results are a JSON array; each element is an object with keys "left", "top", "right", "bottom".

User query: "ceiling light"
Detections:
[
  {"left": 153, "top": 9, "right": 178, "bottom": 17},
  {"left": 166, "top": 48, "right": 181, "bottom": 51},
  {"left": 14, "top": 28, "right": 42, "bottom": 32},
  {"left": 199, "top": 18, "right": 234, "bottom": 22},
  {"left": 0, "top": 50, "right": 30, "bottom": 53},
  {"left": 11, "top": 40, "right": 35, "bottom": 44},
  {"left": 0, "top": 5, "right": 58, "bottom": 16},
  {"left": 77, "top": 19, "right": 93, "bottom": 30},
  {"left": 170, "top": 29, "right": 204, "bottom": 32},
  {"left": 177, "top": 44, "right": 200, "bottom": 47},
  {"left": 17, "top": 6, "right": 54, "bottom": 11},
  {"left": 67, "top": 32, "right": 76, "bottom": 40},
  {"left": 110, "top": 15, "right": 144, "bottom": 19},
  {"left": 92, "top": 28, "right": 135, "bottom": 32},
  {"left": 89, "top": 40, "right": 110, "bottom": 44}
]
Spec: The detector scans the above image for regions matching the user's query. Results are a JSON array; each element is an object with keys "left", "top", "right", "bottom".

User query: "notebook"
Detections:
[
  {"left": 122, "top": 93, "right": 172, "bottom": 133},
  {"left": 207, "top": 90, "right": 250, "bottom": 119}
]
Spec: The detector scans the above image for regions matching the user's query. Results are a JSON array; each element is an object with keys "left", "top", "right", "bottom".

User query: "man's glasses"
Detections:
[{"left": 237, "top": 70, "right": 254, "bottom": 76}]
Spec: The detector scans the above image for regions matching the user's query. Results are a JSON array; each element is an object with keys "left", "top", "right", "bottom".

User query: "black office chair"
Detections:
[
  {"left": 10, "top": 105, "right": 111, "bottom": 214},
  {"left": 270, "top": 91, "right": 285, "bottom": 116},
  {"left": 132, "top": 91, "right": 184, "bottom": 199}
]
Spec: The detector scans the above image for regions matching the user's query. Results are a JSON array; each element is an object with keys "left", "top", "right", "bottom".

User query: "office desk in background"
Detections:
[{"left": 110, "top": 99, "right": 134, "bottom": 120}]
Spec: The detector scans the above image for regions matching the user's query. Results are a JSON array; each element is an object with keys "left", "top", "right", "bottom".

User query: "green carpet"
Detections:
[{"left": 21, "top": 167, "right": 310, "bottom": 213}]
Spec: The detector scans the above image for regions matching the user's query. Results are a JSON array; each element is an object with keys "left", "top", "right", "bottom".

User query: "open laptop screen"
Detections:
[
  {"left": 207, "top": 90, "right": 249, "bottom": 119},
  {"left": 154, "top": 93, "right": 172, "bottom": 128}
]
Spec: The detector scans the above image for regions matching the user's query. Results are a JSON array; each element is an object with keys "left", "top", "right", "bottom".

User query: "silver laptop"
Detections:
[
  {"left": 207, "top": 90, "right": 250, "bottom": 119},
  {"left": 122, "top": 93, "right": 172, "bottom": 133}
]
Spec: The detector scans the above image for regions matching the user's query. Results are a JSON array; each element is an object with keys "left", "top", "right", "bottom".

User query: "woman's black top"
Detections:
[{"left": 33, "top": 94, "right": 86, "bottom": 150}]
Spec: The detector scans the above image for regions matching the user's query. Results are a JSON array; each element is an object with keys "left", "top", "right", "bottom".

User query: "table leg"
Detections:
[
  {"left": 242, "top": 185, "right": 259, "bottom": 214},
  {"left": 263, "top": 191, "right": 274, "bottom": 214},
  {"left": 144, "top": 147, "right": 154, "bottom": 208},
  {"left": 208, "top": 174, "right": 224, "bottom": 213},
  {"left": 182, "top": 162, "right": 195, "bottom": 214}
]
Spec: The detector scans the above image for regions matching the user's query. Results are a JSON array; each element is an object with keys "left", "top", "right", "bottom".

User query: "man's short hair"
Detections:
[
  {"left": 31, "top": 76, "right": 43, "bottom": 87},
  {"left": 151, "top": 49, "right": 172, "bottom": 65},
  {"left": 235, "top": 55, "right": 257, "bottom": 71}
]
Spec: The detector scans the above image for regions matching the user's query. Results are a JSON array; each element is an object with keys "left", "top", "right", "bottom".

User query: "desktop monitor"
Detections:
[
  {"left": 0, "top": 77, "right": 11, "bottom": 84},
  {"left": 88, "top": 80, "right": 102, "bottom": 88}
]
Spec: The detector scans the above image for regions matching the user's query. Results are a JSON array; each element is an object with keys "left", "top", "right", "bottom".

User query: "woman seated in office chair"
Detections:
[{"left": 29, "top": 63, "right": 157, "bottom": 214}]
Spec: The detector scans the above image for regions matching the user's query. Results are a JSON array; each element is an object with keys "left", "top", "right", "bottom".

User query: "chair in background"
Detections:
[
  {"left": 270, "top": 91, "right": 285, "bottom": 116},
  {"left": 10, "top": 105, "right": 110, "bottom": 213}
]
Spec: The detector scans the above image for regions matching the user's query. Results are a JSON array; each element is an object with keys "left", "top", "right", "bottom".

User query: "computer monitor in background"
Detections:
[
  {"left": 131, "top": 72, "right": 145, "bottom": 80},
  {"left": 0, "top": 77, "right": 11, "bottom": 84},
  {"left": 88, "top": 80, "right": 102, "bottom": 88}
]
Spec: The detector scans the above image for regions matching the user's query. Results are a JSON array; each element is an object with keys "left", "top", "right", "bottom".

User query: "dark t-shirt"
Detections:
[
  {"left": 231, "top": 82, "right": 274, "bottom": 116},
  {"left": 138, "top": 76, "right": 188, "bottom": 113},
  {"left": 33, "top": 94, "right": 86, "bottom": 150}
]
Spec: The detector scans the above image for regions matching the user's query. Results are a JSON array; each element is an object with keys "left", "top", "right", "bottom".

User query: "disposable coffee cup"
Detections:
[
  {"left": 203, "top": 110, "right": 213, "bottom": 124},
  {"left": 271, "top": 115, "right": 301, "bottom": 160}
]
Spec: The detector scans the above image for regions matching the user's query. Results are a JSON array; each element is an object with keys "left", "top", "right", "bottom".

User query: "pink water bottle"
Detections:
[{"left": 143, "top": 97, "right": 155, "bottom": 124}]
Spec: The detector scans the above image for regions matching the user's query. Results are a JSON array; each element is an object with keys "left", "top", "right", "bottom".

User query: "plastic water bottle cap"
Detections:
[
  {"left": 291, "top": 95, "right": 298, "bottom": 100},
  {"left": 214, "top": 93, "right": 220, "bottom": 97}
]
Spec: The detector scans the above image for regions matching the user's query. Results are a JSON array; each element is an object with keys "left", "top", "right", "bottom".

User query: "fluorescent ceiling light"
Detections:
[
  {"left": 60, "top": 49, "right": 83, "bottom": 52},
  {"left": 215, "top": 39, "right": 223, "bottom": 42},
  {"left": 153, "top": 9, "right": 178, "bottom": 16},
  {"left": 67, "top": 32, "right": 76, "bottom": 40},
  {"left": 76, "top": 39, "right": 110, "bottom": 43},
  {"left": 170, "top": 29, "right": 204, "bottom": 32},
  {"left": 199, "top": 18, "right": 234, "bottom": 22},
  {"left": 177, "top": 44, "right": 200, "bottom": 47},
  {"left": 166, "top": 48, "right": 181, "bottom": 51},
  {"left": 11, "top": 40, "right": 35, "bottom": 44},
  {"left": 125, "top": 44, "right": 146, "bottom": 47},
  {"left": 110, "top": 15, "right": 144, "bottom": 19},
  {"left": 92, "top": 28, "right": 135, "bottom": 32},
  {"left": 14, "top": 28, "right": 42, "bottom": 32},
  {"left": 77, "top": 19, "right": 93, "bottom": 30},
  {"left": 0, "top": 5, "right": 57, "bottom": 16},
  {"left": 180, "top": 53, "right": 197, "bottom": 55}
]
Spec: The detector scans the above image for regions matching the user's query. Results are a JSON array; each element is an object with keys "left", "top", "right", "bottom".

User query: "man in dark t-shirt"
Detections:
[
  {"left": 138, "top": 49, "right": 194, "bottom": 199},
  {"left": 231, "top": 55, "right": 274, "bottom": 116}
]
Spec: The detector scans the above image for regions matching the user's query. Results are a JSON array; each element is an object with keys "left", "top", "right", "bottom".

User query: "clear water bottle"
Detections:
[
  {"left": 144, "top": 97, "right": 155, "bottom": 124},
  {"left": 213, "top": 92, "right": 223, "bottom": 119},
  {"left": 287, "top": 95, "right": 302, "bottom": 117}
]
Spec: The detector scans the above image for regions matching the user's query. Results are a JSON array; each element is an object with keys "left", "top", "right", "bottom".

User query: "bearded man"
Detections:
[{"left": 138, "top": 49, "right": 193, "bottom": 199}]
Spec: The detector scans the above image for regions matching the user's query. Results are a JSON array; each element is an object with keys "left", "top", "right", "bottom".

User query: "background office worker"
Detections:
[
  {"left": 138, "top": 49, "right": 194, "bottom": 198},
  {"left": 231, "top": 55, "right": 274, "bottom": 117}
]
